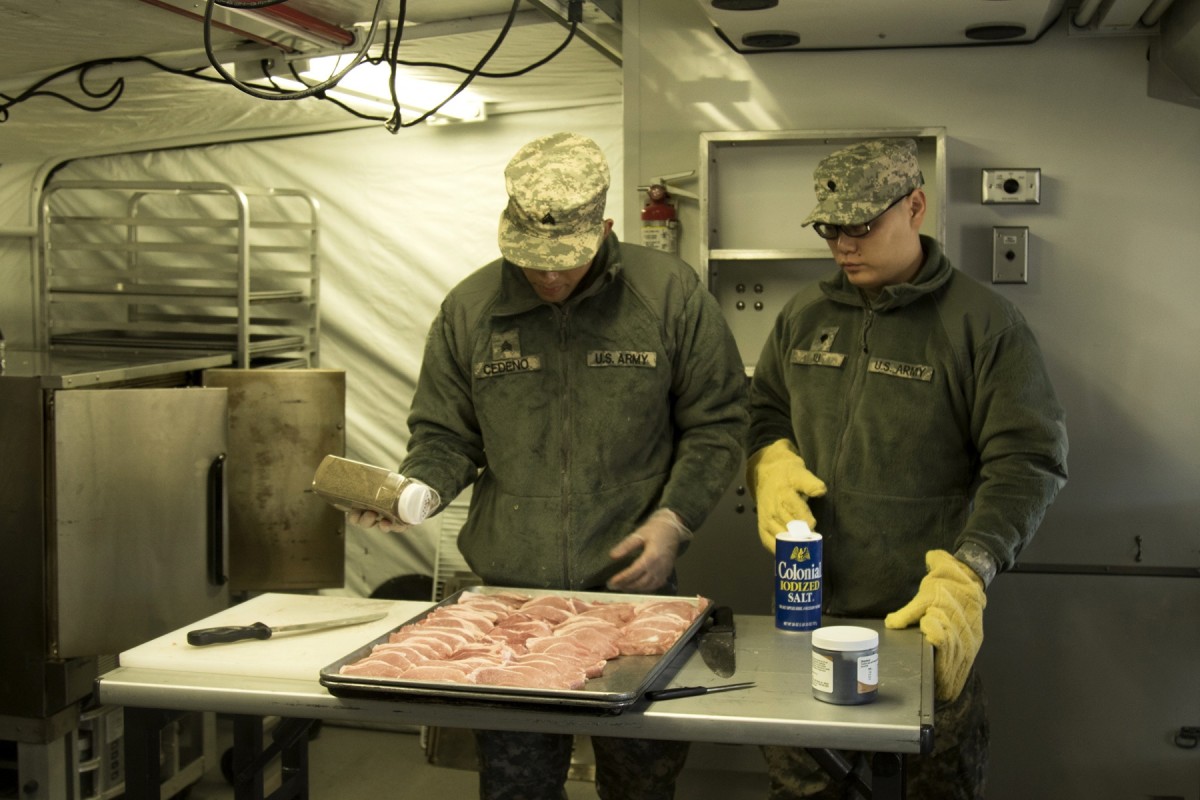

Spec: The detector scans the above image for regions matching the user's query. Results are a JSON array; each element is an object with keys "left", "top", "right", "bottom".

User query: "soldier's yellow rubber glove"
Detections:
[
  {"left": 885, "top": 550, "right": 987, "bottom": 703},
  {"left": 746, "top": 439, "right": 827, "bottom": 552}
]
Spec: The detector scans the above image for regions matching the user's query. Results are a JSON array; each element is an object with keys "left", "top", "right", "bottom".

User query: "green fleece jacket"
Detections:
[
  {"left": 400, "top": 234, "right": 748, "bottom": 590},
  {"left": 749, "top": 236, "right": 1068, "bottom": 616}
]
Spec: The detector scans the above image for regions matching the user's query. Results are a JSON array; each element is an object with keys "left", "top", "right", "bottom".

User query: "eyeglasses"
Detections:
[{"left": 812, "top": 192, "right": 912, "bottom": 240}]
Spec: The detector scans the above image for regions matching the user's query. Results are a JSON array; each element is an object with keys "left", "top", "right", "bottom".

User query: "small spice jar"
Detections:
[{"left": 811, "top": 625, "right": 879, "bottom": 705}]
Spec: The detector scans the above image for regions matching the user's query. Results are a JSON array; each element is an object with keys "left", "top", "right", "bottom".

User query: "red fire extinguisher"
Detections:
[{"left": 641, "top": 184, "right": 678, "bottom": 255}]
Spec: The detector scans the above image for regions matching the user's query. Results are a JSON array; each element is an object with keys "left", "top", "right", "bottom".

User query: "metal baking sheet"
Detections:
[{"left": 319, "top": 587, "right": 713, "bottom": 713}]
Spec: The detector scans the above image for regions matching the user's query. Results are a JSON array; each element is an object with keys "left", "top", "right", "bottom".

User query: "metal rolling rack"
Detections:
[{"left": 39, "top": 180, "right": 320, "bottom": 368}]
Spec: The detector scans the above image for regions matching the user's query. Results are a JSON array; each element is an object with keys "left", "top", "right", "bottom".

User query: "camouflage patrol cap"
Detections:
[
  {"left": 498, "top": 132, "right": 611, "bottom": 271},
  {"left": 801, "top": 138, "right": 924, "bottom": 226}
]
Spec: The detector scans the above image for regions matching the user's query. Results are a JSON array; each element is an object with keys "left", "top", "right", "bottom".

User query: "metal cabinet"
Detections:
[
  {"left": 40, "top": 180, "right": 320, "bottom": 368},
  {"left": 699, "top": 128, "right": 946, "bottom": 372}
]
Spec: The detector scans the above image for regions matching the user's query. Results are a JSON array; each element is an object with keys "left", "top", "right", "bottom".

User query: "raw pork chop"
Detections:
[{"left": 338, "top": 592, "right": 711, "bottom": 688}]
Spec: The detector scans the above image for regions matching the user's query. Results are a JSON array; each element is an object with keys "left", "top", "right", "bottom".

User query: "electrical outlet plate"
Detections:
[
  {"left": 992, "top": 226, "right": 1029, "bottom": 284},
  {"left": 982, "top": 168, "right": 1041, "bottom": 204}
]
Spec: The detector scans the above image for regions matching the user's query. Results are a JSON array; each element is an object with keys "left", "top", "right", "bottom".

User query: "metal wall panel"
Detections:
[
  {"left": 625, "top": 0, "right": 1200, "bottom": 792},
  {"left": 981, "top": 572, "right": 1200, "bottom": 798}
]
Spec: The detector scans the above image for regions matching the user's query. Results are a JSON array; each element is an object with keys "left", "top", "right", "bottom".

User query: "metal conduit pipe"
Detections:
[
  {"left": 1073, "top": 0, "right": 1106, "bottom": 27},
  {"left": 1141, "top": 0, "right": 1177, "bottom": 26},
  {"left": 252, "top": 5, "right": 355, "bottom": 47}
]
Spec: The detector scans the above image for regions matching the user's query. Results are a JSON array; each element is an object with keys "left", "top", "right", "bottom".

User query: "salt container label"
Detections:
[{"left": 775, "top": 532, "right": 822, "bottom": 631}]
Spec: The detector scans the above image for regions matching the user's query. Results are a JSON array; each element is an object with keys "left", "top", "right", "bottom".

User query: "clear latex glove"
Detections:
[
  {"left": 747, "top": 440, "right": 827, "bottom": 552},
  {"left": 347, "top": 508, "right": 411, "bottom": 535},
  {"left": 885, "top": 549, "right": 987, "bottom": 703},
  {"left": 606, "top": 509, "right": 692, "bottom": 593}
]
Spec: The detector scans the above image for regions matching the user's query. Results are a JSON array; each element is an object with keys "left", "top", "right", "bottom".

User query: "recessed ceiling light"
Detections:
[
  {"left": 741, "top": 30, "right": 801, "bottom": 48},
  {"left": 964, "top": 24, "right": 1027, "bottom": 40},
  {"left": 713, "top": 0, "right": 779, "bottom": 10}
]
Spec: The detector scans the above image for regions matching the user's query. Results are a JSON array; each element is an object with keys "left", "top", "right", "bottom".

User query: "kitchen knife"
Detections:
[
  {"left": 697, "top": 605, "right": 736, "bottom": 678},
  {"left": 645, "top": 681, "right": 755, "bottom": 702},
  {"left": 186, "top": 611, "right": 389, "bottom": 646}
]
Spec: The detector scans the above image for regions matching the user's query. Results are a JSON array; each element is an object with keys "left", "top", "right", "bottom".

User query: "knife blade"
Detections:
[
  {"left": 697, "top": 605, "right": 736, "bottom": 678},
  {"left": 186, "top": 611, "right": 389, "bottom": 646},
  {"left": 645, "top": 681, "right": 756, "bottom": 702}
]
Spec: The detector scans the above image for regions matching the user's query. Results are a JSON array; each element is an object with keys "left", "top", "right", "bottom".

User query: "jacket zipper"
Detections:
[
  {"left": 859, "top": 306, "right": 875, "bottom": 354},
  {"left": 558, "top": 306, "right": 572, "bottom": 586},
  {"left": 831, "top": 305, "right": 875, "bottom": 543}
]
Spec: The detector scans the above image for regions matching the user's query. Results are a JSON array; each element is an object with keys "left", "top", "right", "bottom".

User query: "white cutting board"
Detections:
[{"left": 118, "top": 593, "right": 430, "bottom": 681}]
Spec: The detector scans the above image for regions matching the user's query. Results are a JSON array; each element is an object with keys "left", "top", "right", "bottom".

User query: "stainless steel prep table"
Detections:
[{"left": 97, "top": 593, "right": 934, "bottom": 799}]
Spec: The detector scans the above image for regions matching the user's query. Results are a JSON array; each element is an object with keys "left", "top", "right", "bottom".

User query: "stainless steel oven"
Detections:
[
  {"left": 1, "top": 349, "right": 234, "bottom": 725},
  {"left": 0, "top": 350, "right": 345, "bottom": 726}
]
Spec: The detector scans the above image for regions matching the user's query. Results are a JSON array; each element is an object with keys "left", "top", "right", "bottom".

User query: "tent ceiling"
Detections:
[
  {"left": 1, "top": 0, "right": 1185, "bottom": 167},
  {"left": 0, "top": 1, "right": 623, "bottom": 167}
]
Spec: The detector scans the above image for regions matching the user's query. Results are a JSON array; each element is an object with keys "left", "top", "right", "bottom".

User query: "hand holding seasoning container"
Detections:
[{"left": 311, "top": 455, "right": 440, "bottom": 525}]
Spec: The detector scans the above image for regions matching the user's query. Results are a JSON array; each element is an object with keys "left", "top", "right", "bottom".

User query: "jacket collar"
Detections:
[{"left": 820, "top": 235, "right": 953, "bottom": 311}]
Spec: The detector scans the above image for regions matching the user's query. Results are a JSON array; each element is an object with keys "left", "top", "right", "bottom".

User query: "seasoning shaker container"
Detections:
[
  {"left": 774, "top": 519, "right": 823, "bottom": 632},
  {"left": 311, "top": 454, "right": 440, "bottom": 525}
]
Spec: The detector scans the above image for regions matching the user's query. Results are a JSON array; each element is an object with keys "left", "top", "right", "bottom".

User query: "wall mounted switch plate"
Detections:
[
  {"left": 982, "top": 168, "right": 1041, "bottom": 204},
  {"left": 993, "top": 226, "right": 1029, "bottom": 284}
]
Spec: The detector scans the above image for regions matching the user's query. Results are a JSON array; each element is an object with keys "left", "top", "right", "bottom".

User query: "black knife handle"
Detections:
[{"left": 187, "top": 622, "right": 272, "bottom": 646}]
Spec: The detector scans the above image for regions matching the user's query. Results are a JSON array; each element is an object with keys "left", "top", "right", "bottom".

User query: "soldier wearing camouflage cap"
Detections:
[
  {"left": 801, "top": 137, "right": 925, "bottom": 227},
  {"left": 747, "top": 137, "right": 1067, "bottom": 798},
  {"left": 353, "top": 131, "right": 748, "bottom": 799},
  {"left": 497, "top": 131, "right": 610, "bottom": 271}
]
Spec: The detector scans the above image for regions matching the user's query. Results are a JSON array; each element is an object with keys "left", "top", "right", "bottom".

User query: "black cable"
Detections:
[
  {"left": 383, "top": 0, "right": 410, "bottom": 128},
  {"left": 394, "top": 22, "right": 577, "bottom": 79},
  {"left": 1, "top": 62, "right": 121, "bottom": 121},
  {"left": 1, "top": 1, "right": 582, "bottom": 129},
  {"left": 386, "top": 0, "right": 522, "bottom": 131},
  {"left": 281, "top": 60, "right": 389, "bottom": 123},
  {"left": 201, "top": 0, "right": 387, "bottom": 101},
  {"left": 0, "top": 55, "right": 232, "bottom": 123}
]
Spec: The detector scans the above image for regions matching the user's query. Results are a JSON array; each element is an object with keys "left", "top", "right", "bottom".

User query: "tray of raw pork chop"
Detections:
[{"left": 319, "top": 586, "right": 713, "bottom": 712}]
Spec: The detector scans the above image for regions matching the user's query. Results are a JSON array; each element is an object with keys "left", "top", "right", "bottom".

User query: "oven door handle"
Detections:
[{"left": 207, "top": 452, "right": 228, "bottom": 586}]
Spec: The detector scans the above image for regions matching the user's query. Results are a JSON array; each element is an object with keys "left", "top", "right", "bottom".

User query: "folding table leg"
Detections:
[
  {"left": 122, "top": 707, "right": 180, "bottom": 800},
  {"left": 231, "top": 715, "right": 313, "bottom": 800},
  {"left": 870, "top": 751, "right": 906, "bottom": 799}
]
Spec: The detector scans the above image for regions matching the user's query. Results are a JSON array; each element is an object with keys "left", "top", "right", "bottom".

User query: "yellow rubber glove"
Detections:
[
  {"left": 747, "top": 440, "right": 827, "bottom": 552},
  {"left": 885, "top": 550, "right": 987, "bottom": 703}
]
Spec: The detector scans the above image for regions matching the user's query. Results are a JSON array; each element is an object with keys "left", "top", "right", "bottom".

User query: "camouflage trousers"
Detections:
[
  {"left": 474, "top": 729, "right": 690, "bottom": 800},
  {"left": 761, "top": 668, "right": 988, "bottom": 799}
]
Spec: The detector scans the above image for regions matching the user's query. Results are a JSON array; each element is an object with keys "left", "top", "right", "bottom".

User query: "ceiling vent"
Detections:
[{"left": 694, "top": 0, "right": 1068, "bottom": 51}]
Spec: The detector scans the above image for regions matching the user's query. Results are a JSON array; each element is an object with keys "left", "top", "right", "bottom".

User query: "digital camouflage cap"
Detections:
[
  {"left": 498, "top": 132, "right": 611, "bottom": 271},
  {"left": 802, "top": 138, "right": 924, "bottom": 227}
]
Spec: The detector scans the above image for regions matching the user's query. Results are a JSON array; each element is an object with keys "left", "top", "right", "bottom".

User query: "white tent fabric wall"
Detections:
[{"left": 51, "top": 102, "right": 623, "bottom": 597}]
